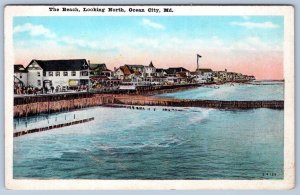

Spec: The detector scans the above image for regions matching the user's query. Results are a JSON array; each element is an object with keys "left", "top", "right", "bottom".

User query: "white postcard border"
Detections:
[{"left": 4, "top": 5, "right": 295, "bottom": 190}]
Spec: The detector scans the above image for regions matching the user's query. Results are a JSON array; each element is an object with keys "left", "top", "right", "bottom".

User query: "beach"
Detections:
[{"left": 13, "top": 81, "right": 284, "bottom": 179}]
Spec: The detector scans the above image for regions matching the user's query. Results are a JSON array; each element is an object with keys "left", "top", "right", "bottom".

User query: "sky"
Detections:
[{"left": 13, "top": 16, "right": 284, "bottom": 80}]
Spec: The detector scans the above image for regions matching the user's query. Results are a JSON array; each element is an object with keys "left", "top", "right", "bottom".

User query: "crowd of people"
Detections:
[{"left": 14, "top": 85, "right": 90, "bottom": 95}]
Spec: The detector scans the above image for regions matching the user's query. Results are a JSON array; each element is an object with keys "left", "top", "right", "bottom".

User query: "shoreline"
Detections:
[{"left": 13, "top": 82, "right": 283, "bottom": 118}]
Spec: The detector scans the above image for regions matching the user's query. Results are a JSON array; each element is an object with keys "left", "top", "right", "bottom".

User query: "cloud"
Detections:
[
  {"left": 60, "top": 36, "right": 97, "bottom": 49},
  {"left": 230, "top": 21, "right": 279, "bottom": 29},
  {"left": 231, "top": 36, "right": 282, "bottom": 51},
  {"left": 211, "top": 36, "right": 223, "bottom": 46},
  {"left": 242, "top": 16, "right": 250, "bottom": 20},
  {"left": 13, "top": 23, "right": 56, "bottom": 38},
  {"left": 135, "top": 37, "right": 160, "bottom": 47},
  {"left": 142, "top": 19, "right": 165, "bottom": 30}
]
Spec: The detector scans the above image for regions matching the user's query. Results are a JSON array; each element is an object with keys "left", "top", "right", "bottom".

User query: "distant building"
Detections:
[
  {"left": 115, "top": 62, "right": 156, "bottom": 83},
  {"left": 89, "top": 63, "right": 108, "bottom": 76},
  {"left": 155, "top": 68, "right": 167, "bottom": 77},
  {"left": 14, "top": 64, "right": 28, "bottom": 87},
  {"left": 114, "top": 65, "right": 134, "bottom": 80},
  {"left": 213, "top": 70, "right": 228, "bottom": 82},
  {"left": 164, "top": 67, "right": 190, "bottom": 84},
  {"left": 195, "top": 68, "right": 213, "bottom": 83},
  {"left": 89, "top": 63, "right": 117, "bottom": 87},
  {"left": 26, "top": 59, "right": 90, "bottom": 90},
  {"left": 165, "top": 67, "right": 190, "bottom": 76},
  {"left": 144, "top": 61, "right": 156, "bottom": 77}
]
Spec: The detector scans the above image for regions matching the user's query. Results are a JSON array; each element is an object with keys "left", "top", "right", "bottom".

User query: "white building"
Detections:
[
  {"left": 195, "top": 68, "right": 213, "bottom": 83},
  {"left": 144, "top": 61, "right": 156, "bottom": 77},
  {"left": 26, "top": 59, "right": 90, "bottom": 90}
]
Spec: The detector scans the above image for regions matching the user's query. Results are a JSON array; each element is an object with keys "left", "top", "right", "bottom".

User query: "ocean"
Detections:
[{"left": 13, "top": 82, "right": 284, "bottom": 179}]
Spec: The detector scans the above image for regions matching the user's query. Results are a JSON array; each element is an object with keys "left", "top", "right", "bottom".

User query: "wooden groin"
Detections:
[
  {"left": 14, "top": 117, "right": 94, "bottom": 137},
  {"left": 13, "top": 92, "right": 284, "bottom": 118},
  {"left": 14, "top": 93, "right": 116, "bottom": 117},
  {"left": 113, "top": 95, "right": 284, "bottom": 110}
]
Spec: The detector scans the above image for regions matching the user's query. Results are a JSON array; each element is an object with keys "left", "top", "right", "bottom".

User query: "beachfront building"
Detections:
[
  {"left": 114, "top": 65, "right": 134, "bottom": 81},
  {"left": 144, "top": 61, "right": 156, "bottom": 77},
  {"left": 14, "top": 64, "right": 28, "bottom": 87},
  {"left": 213, "top": 70, "right": 228, "bottom": 83},
  {"left": 90, "top": 63, "right": 108, "bottom": 77},
  {"left": 212, "top": 69, "right": 256, "bottom": 83},
  {"left": 155, "top": 68, "right": 167, "bottom": 77},
  {"left": 89, "top": 63, "right": 119, "bottom": 87},
  {"left": 26, "top": 59, "right": 90, "bottom": 90},
  {"left": 165, "top": 67, "right": 191, "bottom": 84},
  {"left": 114, "top": 62, "right": 157, "bottom": 84},
  {"left": 194, "top": 68, "right": 213, "bottom": 83}
]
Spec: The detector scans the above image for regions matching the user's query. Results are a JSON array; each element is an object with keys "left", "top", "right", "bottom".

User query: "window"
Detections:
[
  {"left": 63, "top": 71, "right": 68, "bottom": 76},
  {"left": 37, "top": 80, "right": 41, "bottom": 86},
  {"left": 37, "top": 72, "right": 41, "bottom": 77},
  {"left": 80, "top": 71, "right": 88, "bottom": 76},
  {"left": 56, "top": 71, "right": 60, "bottom": 76},
  {"left": 48, "top": 72, "right": 53, "bottom": 76},
  {"left": 71, "top": 71, "right": 76, "bottom": 76},
  {"left": 20, "top": 73, "right": 22, "bottom": 79}
]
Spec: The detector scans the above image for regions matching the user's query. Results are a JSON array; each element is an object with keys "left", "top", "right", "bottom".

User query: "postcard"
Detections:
[{"left": 5, "top": 5, "right": 294, "bottom": 190}]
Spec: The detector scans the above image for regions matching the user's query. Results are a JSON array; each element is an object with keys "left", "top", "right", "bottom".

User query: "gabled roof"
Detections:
[
  {"left": 119, "top": 66, "right": 134, "bottom": 75},
  {"left": 14, "top": 64, "right": 27, "bottom": 73},
  {"left": 149, "top": 61, "right": 154, "bottom": 67},
  {"left": 89, "top": 63, "right": 107, "bottom": 71},
  {"left": 125, "top": 64, "right": 145, "bottom": 69},
  {"left": 28, "top": 59, "right": 89, "bottom": 71},
  {"left": 165, "top": 67, "right": 189, "bottom": 75}
]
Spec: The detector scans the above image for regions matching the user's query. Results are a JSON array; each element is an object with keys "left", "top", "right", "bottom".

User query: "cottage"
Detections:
[
  {"left": 213, "top": 69, "right": 228, "bottom": 83},
  {"left": 144, "top": 61, "right": 156, "bottom": 77},
  {"left": 26, "top": 59, "right": 90, "bottom": 90},
  {"left": 14, "top": 64, "right": 28, "bottom": 87},
  {"left": 165, "top": 67, "right": 190, "bottom": 77},
  {"left": 195, "top": 68, "right": 213, "bottom": 83},
  {"left": 164, "top": 67, "right": 191, "bottom": 84},
  {"left": 114, "top": 65, "right": 134, "bottom": 80}
]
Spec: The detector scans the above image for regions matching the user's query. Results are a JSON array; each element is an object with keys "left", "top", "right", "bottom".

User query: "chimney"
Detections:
[{"left": 114, "top": 67, "right": 117, "bottom": 71}]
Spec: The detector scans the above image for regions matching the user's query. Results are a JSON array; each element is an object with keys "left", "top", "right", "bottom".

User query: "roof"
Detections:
[
  {"left": 149, "top": 61, "right": 154, "bottom": 67},
  {"left": 190, "top": 71, "right": 200, "bottom": 75},
  {"left": 125, "top": 64, "right": 145, "bottom": 69},
  {"left": 14, "top": 64, "right": 27, "bottom": 73},
  {"left": 119, "top": 66, "right": 134, "bottom": 75},
  {"left": 28, "top": 59, "right": 89, "bottom": 71},
  {"left": 196, "top": 68, "right": 213, "bottom": 72},
  {"left": 89, "top": 63, "right": 107, "bottom": 70},
  {"left": 156, "top": 68, "right": 166, "bottom": 73},
  {"left": 177, "top": 72, "right": 188, "bottom": 77},
  {"left": 165, "top": 67, "right": 189, "bottom": 75}
]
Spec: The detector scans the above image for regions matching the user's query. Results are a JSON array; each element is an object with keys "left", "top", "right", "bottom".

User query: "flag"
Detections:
[{"left": 197, "top": 54, "right": 202, "bottom": 58}]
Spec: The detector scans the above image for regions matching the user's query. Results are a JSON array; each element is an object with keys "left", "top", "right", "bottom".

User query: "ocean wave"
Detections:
[
  {"left": 95, "top": 136, "right": 188, "bottom": 152},
  {"left": 189, "top": 109, "right": 212, "bottom": 124}
]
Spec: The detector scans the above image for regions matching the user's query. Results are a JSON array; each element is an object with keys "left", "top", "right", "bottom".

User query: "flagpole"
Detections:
[{"left": 197, "top": 54, "right": 199, "bottom": 71}]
